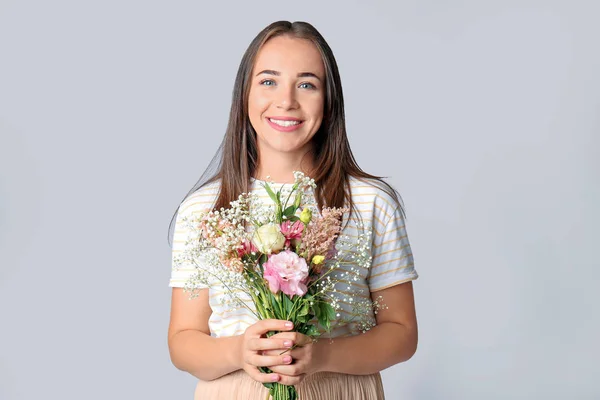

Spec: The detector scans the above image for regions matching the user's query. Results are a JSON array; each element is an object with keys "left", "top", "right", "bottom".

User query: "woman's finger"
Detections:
[
  {"left": 246, "top": 352, "right": 294, "bottom": 368},
  {"left": 261, "top": 348, "right": 292, "bottom": 357},
  {"left": 269, "top": 361, "right": 305, "bottom": 377},
  {"left": 276, "top": 373, "right": 306, "bottom": 387},
  {"left": 247, "top": 319, "right": 294, "bottom": 336},
  {"left": 247, "top": 337, "right": 294, "bottom": 351},
  {"left": 268, "top": 331, "right": 314, "bottom": 346},
  {"left": 243, "top": 365, "right": 281, "bottom": 384}
]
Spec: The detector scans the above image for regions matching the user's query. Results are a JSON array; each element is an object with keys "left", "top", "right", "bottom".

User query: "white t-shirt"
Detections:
[{"left": 169, "top": 176, "right": 418, "bottom": 338}]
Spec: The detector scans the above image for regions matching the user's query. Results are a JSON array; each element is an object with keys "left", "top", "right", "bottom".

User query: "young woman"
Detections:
[{"left": 167, "top": 20, "right": 419, "bottom": 399}]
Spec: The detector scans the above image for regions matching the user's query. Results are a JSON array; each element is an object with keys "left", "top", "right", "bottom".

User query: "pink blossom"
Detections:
[
  {"left": 221, "top": 257, "right": 244, "bottom": 273},
  {"left": 198, "top": 217, "right": 212, "bottom": 240},
  {"left": 263, "top": 250, "right": 309, "bottom": 296},
  {"left": 198, "top": 216, "right": 235, "bottom": 248},
  {"left": 279, "top": 220, "right": 304, "bottom": 247},
  {"left": 238, "top": 239, "right": 258, "bottom": 258}
]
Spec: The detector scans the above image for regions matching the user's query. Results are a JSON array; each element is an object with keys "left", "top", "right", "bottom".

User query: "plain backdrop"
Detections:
[{"left": 0, "top": 1, "right": 598, "bottom": 399}]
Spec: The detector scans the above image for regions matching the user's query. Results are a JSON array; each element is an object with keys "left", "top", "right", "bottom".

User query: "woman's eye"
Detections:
[
  {"left": 260, "top": 79, "right": 275, "bottom": 86},
  {"left": 299, "top": 82, "right": 316, "bottom": 89}
]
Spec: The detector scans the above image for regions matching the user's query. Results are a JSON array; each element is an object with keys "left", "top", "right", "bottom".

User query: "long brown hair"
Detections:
[{"left": 168, "top": 20, "right": 403, "bottom": 246}]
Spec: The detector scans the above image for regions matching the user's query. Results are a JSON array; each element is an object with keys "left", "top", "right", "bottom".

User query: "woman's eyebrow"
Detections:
[{"left": 255, "top": 69, "right": 322, "bottom": 81}]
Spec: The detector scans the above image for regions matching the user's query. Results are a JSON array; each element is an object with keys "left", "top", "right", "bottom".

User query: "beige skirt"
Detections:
[{"left": 194, "top": 369, "right": 385, "bottom": 400}]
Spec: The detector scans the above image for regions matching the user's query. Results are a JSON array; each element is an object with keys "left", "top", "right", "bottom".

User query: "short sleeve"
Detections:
[
  {"left": 169, "top": 196, "right": 211, "bottom": 289},
  {"left": 367, "top": 205, "right": 418, "bottom": 291}
]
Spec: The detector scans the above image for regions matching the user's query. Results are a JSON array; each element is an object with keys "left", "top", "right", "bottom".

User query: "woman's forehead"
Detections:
[{"left": 253, "top": 36, "right": 324, "bottom": 77}]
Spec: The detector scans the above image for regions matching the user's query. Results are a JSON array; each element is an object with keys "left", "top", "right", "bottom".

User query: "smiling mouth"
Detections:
[{"left": 267, "top": 118, "right": 303, "bottom": 127}]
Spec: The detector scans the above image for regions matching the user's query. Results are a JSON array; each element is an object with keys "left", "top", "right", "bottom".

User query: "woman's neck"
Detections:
[{"left": 254, "top": 151, "right": 315, "bottom": 184}]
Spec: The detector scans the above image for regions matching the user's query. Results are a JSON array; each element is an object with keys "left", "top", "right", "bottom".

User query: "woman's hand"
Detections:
[
  {"left": 261, "top": 331, "right": 326, "bottom": 386},
  {"left": 238, "top": 319, "right": 296, "bottom": 384}
]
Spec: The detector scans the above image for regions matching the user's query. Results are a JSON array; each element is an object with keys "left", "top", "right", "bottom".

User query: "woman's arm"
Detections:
[
  {"left": 167, "top": 288, "right": 296, "bottom": 382},
  {"left": 317, "top": 281, "right": 418, "bottom": 375},
  {"left": 167, "top": 288, "right": 241, "bottom": 381},
  {"left": 268, "top": 280, "right": 418, "bottom": 380}
]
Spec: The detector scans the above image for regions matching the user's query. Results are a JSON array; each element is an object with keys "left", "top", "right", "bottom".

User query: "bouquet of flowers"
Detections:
[{"left": 173, "top": 172, "right": 385, "bottom": 400}]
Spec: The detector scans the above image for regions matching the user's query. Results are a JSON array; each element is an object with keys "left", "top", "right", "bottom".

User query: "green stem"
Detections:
[
  {"left": 278, "top": 292, "right": 285, "bottom": 319},
  {"left": 282, "top": 182, "right": 299, "bottom": 211},
  {"left": 288, "top": 295, "right": 303, "bottom": 320}
]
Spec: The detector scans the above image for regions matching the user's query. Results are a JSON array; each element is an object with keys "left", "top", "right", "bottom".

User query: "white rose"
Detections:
[{"left": 252, "top": 223, "right": 286, "bottom": 254}]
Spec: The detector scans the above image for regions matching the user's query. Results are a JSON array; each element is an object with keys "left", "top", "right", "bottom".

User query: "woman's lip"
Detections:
[
  {"left": 267, "top": 116, "right": 303, "bottom": 121},
  {"left": 266, "top": 117, "right": 305, "bottom": 132}
]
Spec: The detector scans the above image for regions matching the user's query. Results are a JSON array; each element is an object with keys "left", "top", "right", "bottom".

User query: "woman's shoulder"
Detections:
[
  {"left": 177, "top": 180, "right": 221, "bottom": 217},
  {"left": 348, "top": 175, "right": 401, "bottom": 211}
]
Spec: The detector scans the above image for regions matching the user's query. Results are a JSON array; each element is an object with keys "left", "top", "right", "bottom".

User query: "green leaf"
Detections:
[
  {"left": 315, "top": 301, "right": 336, "bottom": 331},
  {"left": 317, "top": 312, "right": 328, "bottom": 330},
  {"left": 283, "top": 205, "right": 296, "bottom": 218},
  {"left": 313, "top": 302, "right": 322, "bottom": 320},
  {"left": 322, "top": 302, "right": 336, "bottom": 321},
  {"left": 264, "top": 183, "right": 278, "bottom": 204},
  {"left": 298, "top": 302, "right": 310, "bottom": 317},
  {"left": 282, "top": 294, "right": 294, "bottom": 317},
  {"left": 293, "top": 191, "right": 302, "bottom": 208},
  {"left": 257, "top": 254, "right": 267, "bottom": 274},
  {"left": 297, "top": 314, "right": 309, "bottom": 324},
  {"left": 304, "top": 324, "right": 319, "bottom": 337},
  {"left": 269, "top": 292, "right": 283, "bottom": 319}
]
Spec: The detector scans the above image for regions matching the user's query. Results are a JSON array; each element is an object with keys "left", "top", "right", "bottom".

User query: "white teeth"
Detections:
[{"left": 269, "top": 118, "right": 301, "bottom": 127}]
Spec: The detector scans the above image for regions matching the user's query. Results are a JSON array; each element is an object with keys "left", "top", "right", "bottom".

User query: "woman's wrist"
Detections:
[
  {"left": 230, "top": 334, "right": 244, "bottom": 370},
  {"left": 313, "top": 337, "right": 332, "bottom": 373}
]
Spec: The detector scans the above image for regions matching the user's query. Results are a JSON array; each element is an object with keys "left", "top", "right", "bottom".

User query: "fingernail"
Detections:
[
  {"left": 283, "top": 356, "right": 292, "bottom": 363},
  {"left": 283, "top": 341, "right": 292, "bottom": 347},
  {"left": 285, "top": 322, "right": 293, "bottom": 328},
  {"left": 271, "top": 374, "right": 279, "bottom": 382}
]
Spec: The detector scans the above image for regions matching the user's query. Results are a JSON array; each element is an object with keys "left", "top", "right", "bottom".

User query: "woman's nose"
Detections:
[{"left": 276, "top": 85, "right": 298, "bottom": 109}]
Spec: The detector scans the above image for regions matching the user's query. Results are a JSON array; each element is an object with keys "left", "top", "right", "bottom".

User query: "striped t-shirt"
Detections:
[{"left": 169, "top": 176, "right": 418, "bottom": 338}]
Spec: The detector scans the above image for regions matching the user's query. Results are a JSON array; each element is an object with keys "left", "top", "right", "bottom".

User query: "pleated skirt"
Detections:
[{"left": 194, "top": 369, "right": 385, "bottom": 400}]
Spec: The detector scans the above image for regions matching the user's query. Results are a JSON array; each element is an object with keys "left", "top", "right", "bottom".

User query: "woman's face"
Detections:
[{"left": 248, "top": 35, "right": 325, "bottom": 160}]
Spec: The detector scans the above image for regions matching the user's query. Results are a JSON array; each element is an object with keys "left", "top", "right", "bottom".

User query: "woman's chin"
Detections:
[{"left": 259, "top": 138, "right": 313, "bottom": 155}]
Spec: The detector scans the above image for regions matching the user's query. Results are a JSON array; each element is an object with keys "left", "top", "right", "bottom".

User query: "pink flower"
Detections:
[
  {"left": 280, "top": 220, "right": 304, "bottom": 247},
  {"left": 198, "top": 217, "right": 212, "bottom": 240},
  {"left": 238, "top": 239, "right": 258, "bottom": 258},
  {"left": 263, "top": 250, "right": 309, "bottom": 296},
  {"left": 198, "top": 216, "right": 235, "bottom": 248},
  {"left": 221, "top": 257, "right": 244, "bottom": 273}
]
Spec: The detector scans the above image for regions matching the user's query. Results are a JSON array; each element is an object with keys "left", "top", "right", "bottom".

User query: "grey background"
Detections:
[{"left": 0, "top": 1, "right": 598, "bottom": 399}]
